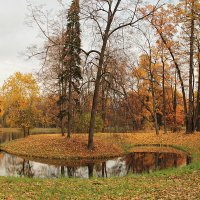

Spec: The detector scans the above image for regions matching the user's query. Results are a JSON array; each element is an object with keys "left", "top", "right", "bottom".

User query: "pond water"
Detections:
[{"left": 0, "top": 132, "right": 191, "bottom": 179}]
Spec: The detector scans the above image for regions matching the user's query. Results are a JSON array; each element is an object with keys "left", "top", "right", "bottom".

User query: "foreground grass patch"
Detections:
[{"left": 0, "top": 169, "right": 199, "bottom": 200}]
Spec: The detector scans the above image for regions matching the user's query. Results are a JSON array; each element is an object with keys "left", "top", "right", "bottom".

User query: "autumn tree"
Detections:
[
  {"left": 142, "top": 5, "right": 183, "bottom": 123},
  {"left": 27, "top": 1, "right": 82, "bottom": 137},
  {"left": 82, "top": 0, "right": 162, "bottom": 149},
  {"left": 1, "top": 72, "right": 40, "bottom": 136},
  {"left": 178, "top": 0, "right": 200, "bottom": 133},
  {"left": 37, "top": 94, "right": 60, "bottom": 128},
  {"left": 144, "top": 0, "right": 200, "bottom": 133}
]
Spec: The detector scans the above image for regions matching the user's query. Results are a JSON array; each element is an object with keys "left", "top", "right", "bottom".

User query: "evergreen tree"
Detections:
[{"left": 63, "top": 0, "right": 82, "bottom": 138}]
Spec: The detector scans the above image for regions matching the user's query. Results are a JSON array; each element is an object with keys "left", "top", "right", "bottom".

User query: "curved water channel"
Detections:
[{"left": 0, "top": 132, "right": 191, "bottom": 179}]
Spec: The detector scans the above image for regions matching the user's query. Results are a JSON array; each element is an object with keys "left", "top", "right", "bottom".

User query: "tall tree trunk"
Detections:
[
  {"left": 161, "top": 56, "right": 167, "bottom": 133},
  {"left": 101, "top": 70, "right": 107, "bottom": 133},
  {"left": 194, "top": 45, "right": 200, "bottom": 131},
  {"left": 187, "top": 1, "right": 195, "bottom": 134},
  {"left": 58, "top": 55, "right": 66, "bottom": 136},
  {"left": 173, "top": 70, "right": 177, "bottom": 132},
  {"left": 101, "top": 83, "right": 107, "bottom": 133},
  {"left": 154, "top": 29, "right": 188, "bottom": 126},
  {"left": 67, "top": 68, "right": 72, "bottom": 138},
  {"left": 152, "top": 84, "right": 159, "bottom": 135},
  {"left": 88, "top": 54, "right": 105, "bottom": 149},
  {"left": 150, "top": 72, "right": 159, "bottom": 135},
  {"left": 88, "top": 25, "right": 111, "bottom": 149},
  {"left": 59, "top": 78, "right": 65, "bottom": 136}
]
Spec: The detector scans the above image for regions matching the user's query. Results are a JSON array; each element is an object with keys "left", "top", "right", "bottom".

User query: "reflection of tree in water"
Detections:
[
  {"left": 67, "top": 167, "right": 76, "bottom": 178},
  {"left": 60, "top": 163, "right": 106, "bottom": 178},
  {"left": 2, "top": 154, "right": 33, "bottom": 177},
  {"left": 18, "top": 160, "right": 34, "bottom": 178},
  {"left": 62, "top": 164, "right": 94, "bottom": 178},
  {"left": 6, "top": 154, "right": 22, "bottom": 176},
  {"left": 88, "top": 163, "right": 94, "bottom": 178},
  {"left": 125, "top": 152, "right": 188, "bottom": 174},
  {"left": 94, "top": 162, "right": 108, "bottom": 178},
  {"left": 101, "top": 162, "right": 107, "bottom": 178},
  {"left": 61, "top": 166, "right": 65, "bottom": 177},
  {"left": 105, "top": 158, "right": 125, "bottom": 177},
  {"left": 0, "top": 151, "right": 191, "bottom": 178},
  {"left": 60, "top": 166, "right": 88, "bottom": 178}
]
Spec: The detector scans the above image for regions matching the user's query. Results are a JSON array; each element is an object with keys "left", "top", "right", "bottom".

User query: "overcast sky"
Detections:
[
  {"left": 0, "top": 0, "right": 70, "bottom": 86},
  {"left": 0, "top": 0, "right": 175, "bottom": 87}
]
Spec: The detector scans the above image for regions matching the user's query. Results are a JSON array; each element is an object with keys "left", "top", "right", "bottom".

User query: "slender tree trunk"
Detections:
[
  {"left": 173, "top": 70, "right": 177, "bottom": 132},
  {"left": 67, "top": 67, "right": 72, "bottom": 138},
  {"left": 101, "top": 76, "right": 107, "bottom": 133},
  {"left": 88, "top": 0, "right": 124, "bottom": 149},
  {"left": 88, "top": 60, "right": 104, "bottom": 149},
  {"left": 161, "top": 56, "right": 167, "bottom": 133},
  {"left": 88, "top": 35, "right": 109, "bottom": 149},
  {"left": 152, "top": 82, "right": 159, "bottom": 135},
  {"left": 194, "top": 45, "right": 200, "bottom": 131},
  {"left": 154, "top": 30, "right": 188, "bottom": 126},
  {"left": 23, "top": 128, "right": 26, "bottom": 137},
  {"left": 101, "top": 93, "right": 107, "bottom": 133},
  {"left": 59, "top": 62, "right": 65, "bottom": 136},
  {"left": 150, "top": 72, "right": 159, "bottom": 135},
  {"left": 187, "top": 2, "right": 195, "bottom": 134}
]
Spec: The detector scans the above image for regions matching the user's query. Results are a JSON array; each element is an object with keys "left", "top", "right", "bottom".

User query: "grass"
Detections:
[
  {"left": 0, "top": 128, "right": 61, "bottom": 134},
  {"left": 0, "top": 166, "right": 199, "bottom": 199},
  {"left": 0, "top": 131, "right": 200, "bottom": 199},
  {"left": 0, "top": 128, "right": 22, "bottom": 133}
]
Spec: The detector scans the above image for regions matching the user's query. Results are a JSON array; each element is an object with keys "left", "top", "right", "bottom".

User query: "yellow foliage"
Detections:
[{"left": 0, "top": 72, "right": 41, "bottom": 128}]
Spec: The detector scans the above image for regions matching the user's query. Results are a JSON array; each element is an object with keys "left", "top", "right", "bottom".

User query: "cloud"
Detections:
[
  {"left": 0, "top": 0, "right": 68, "bottom": 86},
  {"left": 0, "top": 59, "right": 40, "bottom": 86}
]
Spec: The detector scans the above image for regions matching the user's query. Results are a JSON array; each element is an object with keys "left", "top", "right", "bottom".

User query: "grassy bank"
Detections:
[{"left": 0, "top": 165, "right": 199, "bottom": 199}]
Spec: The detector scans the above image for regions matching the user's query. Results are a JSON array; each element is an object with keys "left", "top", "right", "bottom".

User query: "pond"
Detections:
[{"left": 0, "top": 132, "right": 191, "bottom": 179}]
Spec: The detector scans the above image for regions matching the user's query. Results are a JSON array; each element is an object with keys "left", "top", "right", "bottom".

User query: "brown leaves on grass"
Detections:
[
  {"left": 1, "top": 132, "right": 200, "bottom": 162},
  {"left": 117, "top": 132, "right": 200, "bottom": 156},
  {"left": 1, "top": 134, "right": 123, "bottom": 160}
]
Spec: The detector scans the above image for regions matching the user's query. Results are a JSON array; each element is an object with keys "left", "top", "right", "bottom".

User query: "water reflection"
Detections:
[
  {"left": 0, "top": 151, "right": 191, "bottom": 179},
  {"left": 125, "top": 152, "right": 191, "bottom": 174}
]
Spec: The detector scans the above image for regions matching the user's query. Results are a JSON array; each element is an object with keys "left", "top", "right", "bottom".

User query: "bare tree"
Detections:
[{"left": 81, "top": 0, "right": 162, "bottom": 149}]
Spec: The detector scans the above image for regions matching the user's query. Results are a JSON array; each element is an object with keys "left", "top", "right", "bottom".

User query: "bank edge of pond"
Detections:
[{"left": 0, "top": 163, "right": 200, "bottom": 200}]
